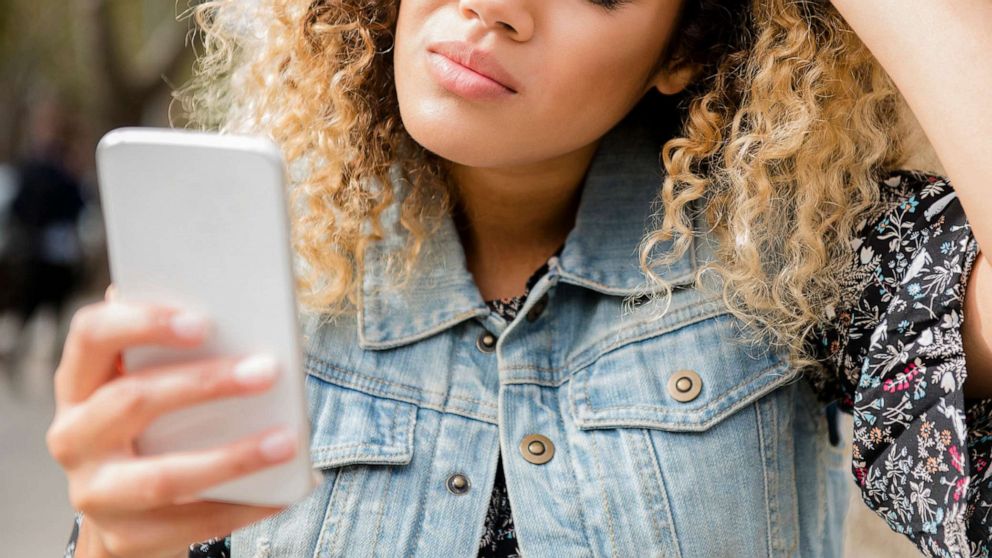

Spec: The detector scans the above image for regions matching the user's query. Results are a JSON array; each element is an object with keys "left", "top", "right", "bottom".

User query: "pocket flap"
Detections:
[
  {"left": 305, "top": 372, "right": 417, "bottom": 469},
  {"left": 571, "top": 313, "right": 797, "bottom": 432}
]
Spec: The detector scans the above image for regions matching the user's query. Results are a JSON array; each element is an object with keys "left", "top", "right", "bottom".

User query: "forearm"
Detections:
[
  {"left": 73, "top": 519, "right": 186, "bottom": 558},
  {"left": 829, "top": 0, "right": 992, "bottom": 259},
  {"left": 964, "top": 252, "right": 992, "bottom": 398},
  {"left": 74, "top": 517, "right": 117, "bottom": 558}
]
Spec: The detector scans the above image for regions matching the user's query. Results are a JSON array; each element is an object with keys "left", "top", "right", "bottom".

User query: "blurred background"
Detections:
[
  {"left": 0, "top": 1, "right": 199, "bottom": 554},
  {"left": 0, "top": 0, "right": 197, "bottom": 352},
  {"left": 0, "top": 1, "right": 925, "bottom": 556}
]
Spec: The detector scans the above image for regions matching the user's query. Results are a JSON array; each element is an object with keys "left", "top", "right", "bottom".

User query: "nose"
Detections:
[{"left": 458, "top": 0, "right": 534, "bottom": 41}]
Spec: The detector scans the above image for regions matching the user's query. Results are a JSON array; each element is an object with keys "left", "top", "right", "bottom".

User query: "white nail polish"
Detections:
[
  {"left": 259, "top": 429, "right": 295, "bottom": 461},
  {"left": 234, "top": 354, "right": 279, "bottom": 386},
  {"left": 170, "top": 311, "right": 209, "bottom": 339}
]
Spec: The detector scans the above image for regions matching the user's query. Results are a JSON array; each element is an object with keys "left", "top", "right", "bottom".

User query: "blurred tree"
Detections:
[
  {"left": 0, "top": 0, "right": 201, "bottom": 301},
  {"left": 79, "top": 0, "right": 194, "bottom": 129},
  {"left": 0, "top": 0, "right": 197, "bottom": 164}
]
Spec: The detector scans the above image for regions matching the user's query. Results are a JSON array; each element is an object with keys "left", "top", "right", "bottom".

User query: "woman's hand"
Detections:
[{"left": 47, "top": 285, "right": 296, "bottom": 558}]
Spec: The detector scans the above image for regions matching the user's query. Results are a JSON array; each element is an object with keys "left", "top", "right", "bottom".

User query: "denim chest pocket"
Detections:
[
  {"left": 231, "top": 371, "right": 418, "bottom": 558},
  {"left": 566, "top": 311, "right": 807, "bottom": 557},
  {"left": 570, "top": 311, "right": 795, "bottom": 431},
  {"left": 305, "top": 371, "right": 417, "bottom": 469}
]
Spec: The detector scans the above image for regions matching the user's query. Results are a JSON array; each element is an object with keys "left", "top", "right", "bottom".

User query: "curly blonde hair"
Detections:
[
  {"left": 180, "top": 0, "right": 452, "bottom": 318},
  {"left": 639, "top": 0, "right": 929, "bottom": 372},
  {"left": 178, "top": 0, "right": 928, "bottom": 370}
]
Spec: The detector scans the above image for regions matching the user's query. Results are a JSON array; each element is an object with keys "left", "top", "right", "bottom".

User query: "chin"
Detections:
[
  {"left": 401, "top": 111, "right": 513, "bottom": 168},
  {"left": 417, "top": 136, "right": 498, "bottom": 167}
]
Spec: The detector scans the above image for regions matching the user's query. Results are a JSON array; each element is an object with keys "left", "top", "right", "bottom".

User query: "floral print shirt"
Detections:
[
  {"left": 807, "top": 170, "right": 990, "bottom": 557},
  {"left": 65, "top": 170, "right": 990, "bottom": 558}
]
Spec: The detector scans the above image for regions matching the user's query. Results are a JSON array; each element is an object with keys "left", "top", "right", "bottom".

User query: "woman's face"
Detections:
[{"left": 394, "top": 0, "right": 688, "bottom": 170}]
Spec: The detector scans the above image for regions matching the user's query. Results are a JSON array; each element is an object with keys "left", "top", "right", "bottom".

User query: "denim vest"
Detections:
[{"left": 232, "top": 106, "right": 849, "bottom": 557}]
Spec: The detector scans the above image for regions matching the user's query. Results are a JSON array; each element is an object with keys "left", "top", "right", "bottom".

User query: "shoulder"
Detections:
[
  {"left": 836, "top": 169, "right": 979, "bottom": 350},
  {"left": 814, "top": 166, "right": 979, "bottom": 389},
  {"left": 820, "top": 169, "right": 976, "bottom": 375},
  {"left": 866, "top": 169, "right": 964, "bottom": 231},
  {"left": 850, "top": 169, "right": 970, "bottom": 269}
]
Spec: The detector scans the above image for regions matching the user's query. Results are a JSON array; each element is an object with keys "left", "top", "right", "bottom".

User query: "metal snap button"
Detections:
[
  {"left": 476, "top": 331, "right": 497, "bottom": 353},
  {"left": 519, "top": 434, "right": 555, "bottom": 465},
  {"left": 446, "top": 473, "right": 471, "bottom": 495},
  {"left": 525, "top": 294, "right": 549, "bottom": 322},
  {"left": 667, "top": 369, "right": 702, "bottom": 402}
]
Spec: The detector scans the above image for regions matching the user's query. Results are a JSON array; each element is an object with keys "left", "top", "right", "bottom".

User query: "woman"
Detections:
[{"left": 51, "top": 0, "right": 992, "bottom": 556}]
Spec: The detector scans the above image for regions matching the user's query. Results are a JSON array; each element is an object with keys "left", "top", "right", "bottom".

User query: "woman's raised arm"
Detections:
[{"left": 829, "top": 0, "right": 992, "bottom": 392}]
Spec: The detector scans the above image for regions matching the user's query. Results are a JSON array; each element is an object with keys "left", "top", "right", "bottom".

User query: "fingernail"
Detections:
[
  {"left": 170, "top": 311, "right": 209, "bottom": 339},
  {"left": 259, "top": 429, "right": 295, "bottom": 461},
  {"left": 233, "top": 354, "right": 279, "bottom": 386}
]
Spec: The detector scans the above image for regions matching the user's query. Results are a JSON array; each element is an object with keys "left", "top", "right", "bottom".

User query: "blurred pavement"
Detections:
[{"left": 0, "top": 296, "right": 88, "bottom": 556}]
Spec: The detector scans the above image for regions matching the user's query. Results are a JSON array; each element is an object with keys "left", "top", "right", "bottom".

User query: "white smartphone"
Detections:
[{"left": 95, "top": 127, "right": 320, "bottom": 506}]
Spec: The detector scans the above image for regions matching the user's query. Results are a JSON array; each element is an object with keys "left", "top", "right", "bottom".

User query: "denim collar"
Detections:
[{"left": 358, "top": 98, "right": 696, "bottom": 349}]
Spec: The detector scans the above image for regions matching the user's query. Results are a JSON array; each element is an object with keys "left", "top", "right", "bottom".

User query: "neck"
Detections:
[{"left": 449, "top": 140, "right": 602, "bottom": 301}]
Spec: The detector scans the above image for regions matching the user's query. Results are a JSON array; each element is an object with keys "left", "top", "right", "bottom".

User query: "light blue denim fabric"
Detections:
[{"left": 232, "top": 101, "right": 849, "bottom": 557}]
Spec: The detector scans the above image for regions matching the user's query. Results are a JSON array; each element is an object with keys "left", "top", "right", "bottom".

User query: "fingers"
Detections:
[
  {"left": 52, "top": 284, "right": 295, "bottom": 558},
  {"left": 88, "top": 500, "right": 286, "bottom": 558},
  {"left": 55, "top": 301, "right": 212, "bottom": 406},
  {"left": 50, "top": 354, "right": 279, "bottom": 463},
  {"left": 71, "top": 425, "right": 298, "bottom": 514}
]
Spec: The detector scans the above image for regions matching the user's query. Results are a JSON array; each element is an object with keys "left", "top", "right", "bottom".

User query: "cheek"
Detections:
[
  {"left": 525, "top": 35, "right": 660, "bottom": 131},
  {"left": 551, "top": 28, "right": 663, "bottom": 103},
  {"left": 528, "top": 9, "right": 671, "bottom": 124},
  {"left": 393, "top": 7, "right": 436, "bottom": 134},
  {"left": 393, "top": 3, "right": 421, "bottom": 91}
]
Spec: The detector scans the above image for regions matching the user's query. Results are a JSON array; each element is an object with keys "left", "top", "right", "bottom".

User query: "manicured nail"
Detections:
[
  {"left": 259, "top": 429, "right": 295, "bottom": 461},
  {"left": 170, "top": 311, "right": 209, "bottom": 339},
  {"left": 233, "top": 354, "right": 279, "bottom": 386}
]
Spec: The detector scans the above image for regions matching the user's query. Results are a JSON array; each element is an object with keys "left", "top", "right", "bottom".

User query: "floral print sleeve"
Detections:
[{"left": 813, "top": 170, "right": 992, "bottom": 557}]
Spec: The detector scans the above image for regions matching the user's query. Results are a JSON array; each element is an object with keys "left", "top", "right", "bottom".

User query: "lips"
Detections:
[{"left": 426, "top": 40, "right": 520, "bottom": 93}]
